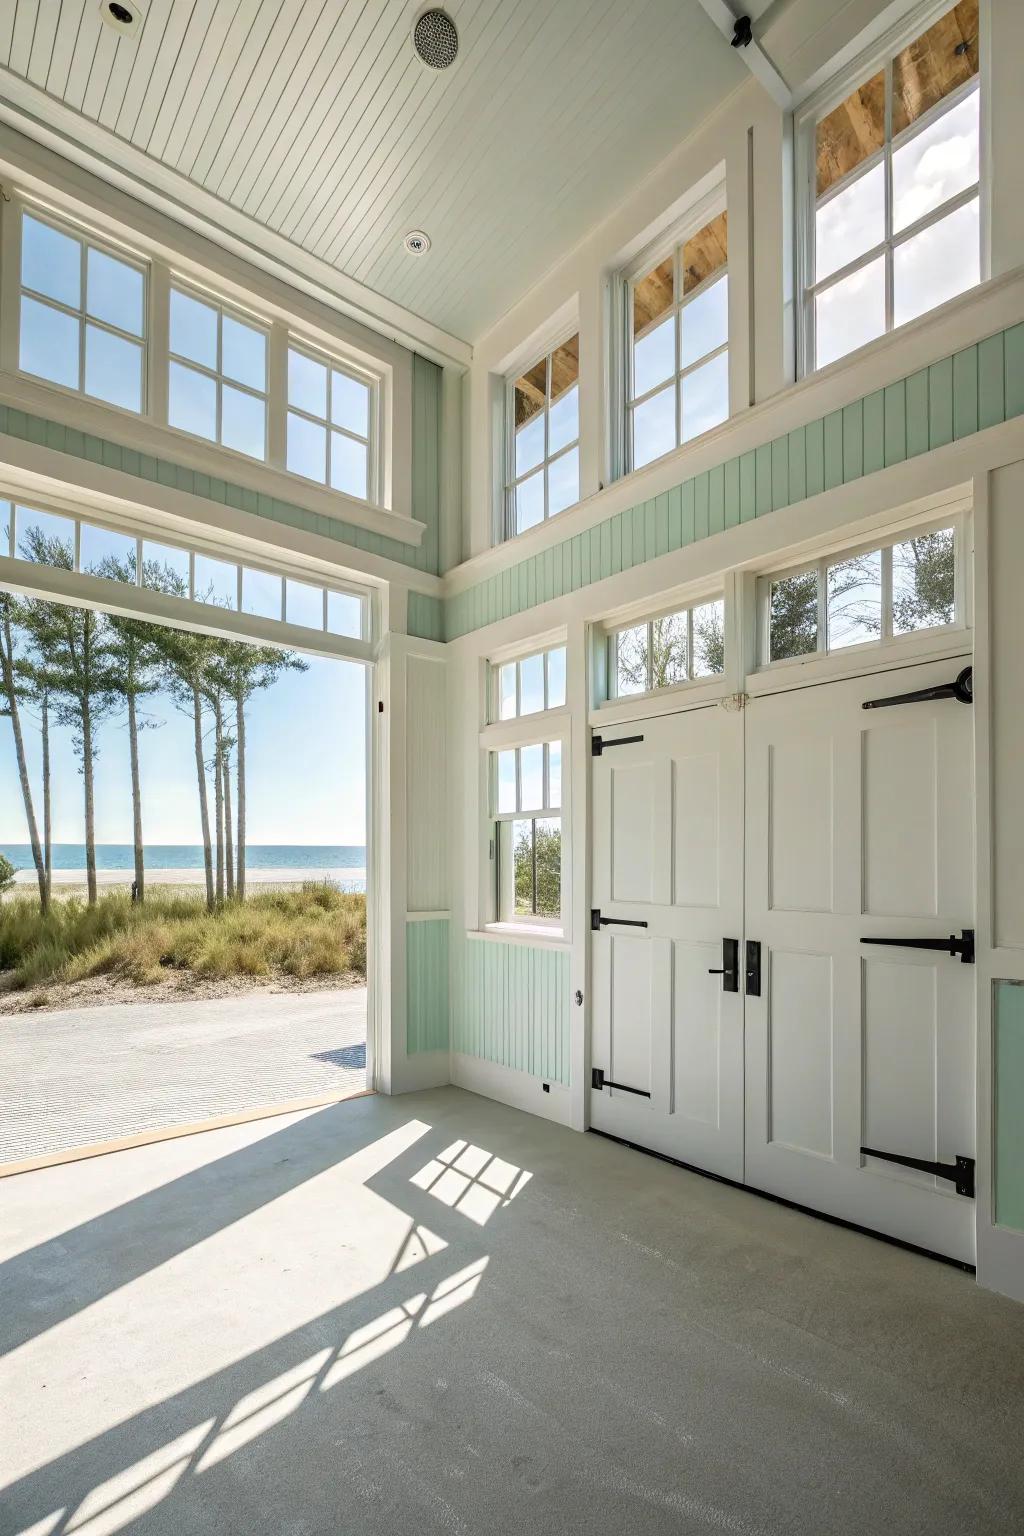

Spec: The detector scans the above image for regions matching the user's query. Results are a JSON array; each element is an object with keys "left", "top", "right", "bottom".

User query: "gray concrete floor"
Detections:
[
  {"left": 1, "top": 1086, "right": 1022, "bottom": 1536},
  {"left": 0, "top": 987, "right": 367, "bottom": 1163}
]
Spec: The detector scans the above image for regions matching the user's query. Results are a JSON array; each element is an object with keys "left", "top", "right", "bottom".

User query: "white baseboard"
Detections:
[{"left": 450, "top": 1052, "right": 573, "bottom": 1127}]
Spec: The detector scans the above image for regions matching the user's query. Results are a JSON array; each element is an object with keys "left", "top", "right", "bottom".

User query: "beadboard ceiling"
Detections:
[{"left": 0, "top": 0, "right": 749, "bottom": 343}]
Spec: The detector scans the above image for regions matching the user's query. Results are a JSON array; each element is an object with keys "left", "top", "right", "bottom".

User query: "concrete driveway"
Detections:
[{"left": 0, "top": 987, "right": 367, "bottom": 1165}]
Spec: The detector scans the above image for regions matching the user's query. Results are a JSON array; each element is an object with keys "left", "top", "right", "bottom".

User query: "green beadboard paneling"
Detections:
[
  {"left": 770, "top": 436, "right": 788, "bottom": 511},
  {"left": 995, "top": 980, "right": 1024, "bottom": 1233},
  {"left": 953, "top": 345, "right": 979, "bottom": 440},
  {"left": 787, "top": 428, "right": 806, "bottom": 502},
  {"left": 906, "top": 369, "right": 929, "bottom": 458},
  {"left": 451, "top": 934, "right": 570, "bottom": 1085},
  {"left": 739, "top": 451, "right": 756, "bottom": 521},
  {"left": 407, "top": 592, "right": 445, "bottom": 642},
  {"left": 884, "top": 382, "right": 906, "bottom": 466},
  {"left": 824, "top": 409, "right": 844, "bottom": 490},
  {"left": 928, "top": 356, "right": 954, "bottom": 447},
  {"left": 754, "top": 443, "right": 772, "bottom": 515},
  {"left": 842, "top": 400, "right": 863, "bottom": 483},
  {"left": 407, "top": 919, "right": 450, "bottom": 1054},
  {"left": 1006, "top": 323, "right": 1024, "bottom": 420},
  {"left": 863, "top": 390, "right": 885, "bottom": 474},
  {"left": 978, "top": 332, "right": 1005, "bottom": 430},
  {"left": 805, "top": 417, "right": 825, "bottom": 497},
  {"left": 723, "top": 457, "right": 741, "bottom": 526}
]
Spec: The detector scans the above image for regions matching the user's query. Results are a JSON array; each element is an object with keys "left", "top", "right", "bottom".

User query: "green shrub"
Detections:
[{"left": 0, "top": 854, "right": 16, "bottom": 897}]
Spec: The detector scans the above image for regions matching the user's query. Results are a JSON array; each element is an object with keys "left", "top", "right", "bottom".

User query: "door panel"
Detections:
[
  {"left": 767, "top": 949, "right": 835, "bottom": 1157},
  {"left": 768, "top": 736, "right": 836, "bottom": 913}
]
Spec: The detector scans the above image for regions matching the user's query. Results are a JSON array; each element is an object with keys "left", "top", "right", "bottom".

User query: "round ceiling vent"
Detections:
[
  {"left": 403, "top": 230, "right": 432, "bottom": 256},
  {"left": 99, "top": 0, "right": 145, "bottom": 36},
  {"left": 413, "top": 9, "right": 459, "bottom": 70}
]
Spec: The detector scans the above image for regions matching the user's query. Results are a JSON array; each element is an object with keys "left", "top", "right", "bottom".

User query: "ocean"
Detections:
[{"left": 1, "top": 844, "right": 367, "bottom": 890}]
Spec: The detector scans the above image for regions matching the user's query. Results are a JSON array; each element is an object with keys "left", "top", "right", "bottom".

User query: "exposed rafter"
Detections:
[{"left": 694, "top": 1, "right": 793, "bottom": 111}]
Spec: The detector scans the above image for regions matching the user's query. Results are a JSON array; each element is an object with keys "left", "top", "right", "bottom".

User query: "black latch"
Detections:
[
  {"left": 745, "top": 939, "right": 762, "bottom": 997},
  {"left": 707, "top": 937, "right": 739, "bottom": 992},
  {"left": 860, "top": 928, "right": 975, "bottom": 964},
  {"left": 591, "top": 909, "right": 649, "bottom": 931},
  {"left": 591, "top": 1067, "right": 651, "bottom": 1098},
  {"left": 591, "top": 733, "right": 644, "bottom": 756},
  {"left": 861, "top": 1146, "right": 975, "bottom": 1198}
]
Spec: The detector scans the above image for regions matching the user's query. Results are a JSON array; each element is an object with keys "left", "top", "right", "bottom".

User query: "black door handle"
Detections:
[{"left": 708, "top": 937, "right": 739, "bottom": 992}]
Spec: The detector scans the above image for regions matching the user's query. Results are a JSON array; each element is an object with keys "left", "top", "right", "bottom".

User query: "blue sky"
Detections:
[{"left": 0, "top": 647, "right": 367, "bottom": 847}]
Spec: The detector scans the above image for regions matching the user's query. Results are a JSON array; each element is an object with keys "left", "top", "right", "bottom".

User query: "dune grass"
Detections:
[{"left": 0, "top": 883, "right": 366, "bottom": 993}]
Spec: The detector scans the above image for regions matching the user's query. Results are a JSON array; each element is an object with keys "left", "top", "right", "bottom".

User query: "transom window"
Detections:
[
  {"left": 286, "top": 345, "right": 373, "bottom": 502},
  {"left": 492, "top": 742, "right": 562, "bottom": 923},
  {"left": 19, "top": 212, "right": 146, "bottom": 414},
  {"left": 761, "top": 523, "right": 958, "bottom": 665},
  {"left": 627, "top": 211, "right": 729, "bottom": 471},
  {"left": 493, "top": 643, "right": 566, "bottom": 721},
  {"left": 506, "top": 334, "right": 580, "bottom": 537},
  {"left": 168, "top": 287, "right": 268, "bottom": 461},
  {"left": 610, "top": 597, "right": 725, "bottom": 698},
  {"left": 805, "top": 1, "right": 980, "bottom": 370}
]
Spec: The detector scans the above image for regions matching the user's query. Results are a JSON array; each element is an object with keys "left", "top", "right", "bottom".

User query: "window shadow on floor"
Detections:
[{"left": 310, "top": 1042, "right": 366, "bottom": 1070}]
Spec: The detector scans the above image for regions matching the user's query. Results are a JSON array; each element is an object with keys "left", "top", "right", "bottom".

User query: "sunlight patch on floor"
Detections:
[{"left": 411, "top": 1140, "right": 532, "bottom": 1226}]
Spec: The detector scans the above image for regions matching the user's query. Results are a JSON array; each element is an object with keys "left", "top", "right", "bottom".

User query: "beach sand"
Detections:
[{"left": 10, "top": 867, "right": 366, "bottom": 891}]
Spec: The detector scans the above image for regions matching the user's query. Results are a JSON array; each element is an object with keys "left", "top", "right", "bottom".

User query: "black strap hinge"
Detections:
[
  {"left": 591, "top": 1067, "right": 651, "bottom": 1098},
  {"left": 861, "top": 1146, "right": 975, "bottom": 1198},
  {"left": 592, "top": 732, "right": 644, "bottom": 756},
  {"left": 591, "top": 909, "right": 649, "bottom": 931},
  {"left": 860, "top": 928, "right": 974, "bottom": 964}
]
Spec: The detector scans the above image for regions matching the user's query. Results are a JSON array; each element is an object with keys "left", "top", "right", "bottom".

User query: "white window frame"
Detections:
[
  {"left": 14, "top": 205, "right": 149, "bottom": 418},
  {"left": 615, "top": 187, "right": 728, "bottom": 480},
  {"left": 489, "top": 641, "right": 567, "bottom": 723},
  {"left": 489, "top": 737, "right": 566, "bottom": 931},
  {"left": 796, "top": 0, "right": 984, "bottom": 377},
  {"left": 605, "top": 593, "right": 726, "bottom": 703},
  {"left": 755, "top": 512, "right": 968, "bottom": 672},
  {"left": 168, "top": 280, "right": 270, "bottom": 464},
  {"left": 285, "top": 339, "right": 379, "bottom": 504},
  {"left": 503, "top": 325, "right": 580, "bottom": 540}
]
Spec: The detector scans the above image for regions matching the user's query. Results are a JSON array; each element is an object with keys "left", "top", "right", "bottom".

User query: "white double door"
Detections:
[{"left": 590, "top": 656, "right": 977, "bottom": 1263}]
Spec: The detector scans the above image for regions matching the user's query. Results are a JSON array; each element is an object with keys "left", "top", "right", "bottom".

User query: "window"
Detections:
[
  {"left": 168, "top": 287, "right": 268, "bottom": 460},
  {"left": 627, "top": 211, "right": 728, "bottom": 471},
  {"left": 762, "top": 523, "right": 958, "bottom": 664},
  {"left": 804, "top": 1, "right": 980, "bottom": 370},
  {"left": 493, "top": 644, "right": 567, "bottom": 721},
  {"left": 18, "top": 211, "right": 146, "bottom": 413},
  {"left": 506, "top": 335, "right": 580, "bottom": 536},
  {"left": 609, "top": 598, "right": 725, "bottom": 698},
  {"left": 286, "top": 345, "right": 373, "bottom": 502},
  {"left": 492, "top": 742, "right": 562, "bottom": 923}
]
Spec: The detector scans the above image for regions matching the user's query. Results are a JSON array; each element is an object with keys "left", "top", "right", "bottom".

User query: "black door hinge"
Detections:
[
  {"left": 591, "top": 733, "right": 644, "bottom": 756},
  {"left": 591, "top": 909, "right": 649, "bottom": 931},
  {"left": 860, "top": 928, "right": 975, "bottom": 964},
  {"left": 591, "top": 1067, "right": 651, "bottom": 1098},
  {"left": 862, "top": 666, "right": 972, "bottom": 711},
  {"left": 861, "top": 1147, "right": 975, "bottom": 1198}
]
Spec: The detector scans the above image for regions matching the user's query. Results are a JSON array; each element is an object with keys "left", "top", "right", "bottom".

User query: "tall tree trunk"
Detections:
[
  {"left": 82, "top": 697, "right": 97, "bottom": 906},
  {"left": 213, "top": 699, "right": 225, "bottom": 904},
  {"left": 235, "top": 687, "right": 246, "bottom": 901},
  {"left": 0, "top": 609, "right": 47, "bottom": 911},
  {"left": 192, "top": 683, "right": 214, "bottom": 911},
  {"left": 41, "top": 691, "right": 52, "bottom": 910},
  {"left": 223, "top": 748, "right": 235, "bottom": 899},
  {"left": 128, "top": 690, "right": 144, "bottom": 902}
]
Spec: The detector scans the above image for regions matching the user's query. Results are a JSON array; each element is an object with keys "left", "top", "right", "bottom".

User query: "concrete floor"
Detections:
[
  {"left": 0, "top": 987, "right": 366, "bottom": 1163},
  {"left": 1, "top": 1088, "right": 1022, "bottom": 1536}
]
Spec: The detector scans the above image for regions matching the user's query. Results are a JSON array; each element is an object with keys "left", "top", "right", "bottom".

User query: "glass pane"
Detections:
[
  {"left": 332, "top": 370, "right": 370, "bottom": 437},
  {"left": 633, "top": 255, "right": 673, "bottom": 336},
  {"left": 194, "top": 553, "right": 238, "bottom": 608},
  {"left": 681, "top": 274, "right": 728, "bottom": 368},
  {"left": 827, "top": 548, "right": 882, "bottom": 649},
  {"left": 520, "top": 743, "right": 544, "bottom": 812},
  {"left": 513, "top": 357, "right": 546, "bottom": 474},
  {"left": 1, "top": 501, "right": 10, "bottom": 556},
  {"left": 84, "top": 325, "right": 142, "bottom": 412},
  {"left": 547, "top": 447, "right": 579, "bottom": 518},
  {"left": 815, "top": 161, "right": 885, "bottom": 282},
  {"left": 496, "top": 750, "right": 516, "bottom": 814},
  {"left": 287, "top": 411, "right": 326, "bottom": 481},
  {"left": 534, "top": 818, "right": 561, "bottom": 917},
  {"left": 515, "top": 408, "right": 545, "bottom": 478},
  {"left": 222, "top": 314, "right": 266, "bottom": 391},
  {"left": 548, "top": 384, "right": 578, "bottom": 456},
  {"left": 330, "top": 431, "right": 368, "bottom": 499},
  {"left": 893, "top": 89, "right": 979, "bottom": 234},
  {"left": 616, "top": 623, "right": 649, "bottom": 695},
  {"left": 515, "top": 468, "right": 545, "bottom": 534},
  {"left": 168, "top": 360, "right": 217, "bottom": 441},
  {"left": 288, "top": 349, "right": 328, "bottom": 417},
  {"left": 893, "top": 197, "right": 979, "bottom": 328},
  {"left": 815, "top": 70, "right": 885, "bottom": 196},
  {"left": 682, "top": 350, "right": 729, "bottom": 442},
  {"left": 80, "top": 523, "right": 136, "bottom": 578},
  {"left": 547, "top": 646, "right": 566, "bottom": 708},
  {"left": 692, "top": 599, "right": 725, "bottom": 676},
  {"left": 16, "top": 505, "right": 74, "bottom": 565},
  {"left": 513, "top": 819, "right": 535, "bottom": 916},
  {"left": 547, "top": 742, "right": 561, "bottom": 811},
  {"left": 651, "top": 611, "right": 687, "bottom": 687},
  {"left": 519, "top": 651, "right": 544, "bottom": 715},
  {"left": 326, "top": 590, "right": 363, "bottom": 638},
  {"left": 22, "top": 214, "right": 80, "bottom": 308},
  {"left": 498, "top": 662, "right": 517, "bottom": 720},
  {"left": 633, "top": 384, "right": 675, "bottom": 469},
  {"left": 769, "top": 570, "right": 818, "bottom": 661},
  {"left": 169, "top": 289, "right": 217, "bottom": 368},
  {"left": 815, "top": 254, "right": 885, "bottom": 368},
  {"left": 86, "top": 247, "right": 144, "bottom": 336},
  {"left": 892, "top": 527, "right": 956, "bottom": 633},
  {"left": 242, "top": 567, "right": 282, "bottom": 620},
  {"left": 682, "top": 211, "right": 728, "bottom": 293},
  {"left": 633, "top": 313, "right": 674, "bottom": 399},
  {"left": 892, "top": 3, "right": 979, "bottom": 136},
  {"left": 142, "top": 541, "right": 189, "bottom": 594},
  {"left": 286, "top": 578, "right": 325, "bottom": 629},
  {"left": 222, "top": 383, "right": 266, "bottom": 459},
  {"left": 20, "top": 297, "right": 79, "bottom": 389}
]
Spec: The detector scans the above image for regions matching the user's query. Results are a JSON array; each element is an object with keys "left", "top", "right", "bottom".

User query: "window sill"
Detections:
[
  {"left": 592, "top": 676, "right": 728, "bottom": 726},
  {"left": 473, "top": 923, "right": 570, "bottom": 949},
  {"left": 746, "top": 627, "right": 972, "bottom": 697},
  {"left": 0, "top": 371, "right": 425, "bottom": 550}
]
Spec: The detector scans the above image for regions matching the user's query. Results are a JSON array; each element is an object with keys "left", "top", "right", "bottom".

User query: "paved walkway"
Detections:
[{"left": 0, "top": 988, "right": 367, "bottom": 1164}]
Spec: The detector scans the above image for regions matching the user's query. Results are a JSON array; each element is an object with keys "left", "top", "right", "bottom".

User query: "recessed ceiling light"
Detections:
[
  {"left": 413, "top": 8, "right": 459, "bottom": 70},
  {"left": 100, "top": 0, "right": 145, "bottom": 37},
  {"left": 403, "top": 230, "right": 431, "bottom": 256}
]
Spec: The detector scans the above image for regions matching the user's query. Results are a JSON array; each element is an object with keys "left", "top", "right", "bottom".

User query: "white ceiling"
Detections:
[{"left": 0, "top": 0, "right": 749, "bottom": 343}]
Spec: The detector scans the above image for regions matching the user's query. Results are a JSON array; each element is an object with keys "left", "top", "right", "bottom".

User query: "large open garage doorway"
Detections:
[{"left": 0, "top": 498, "right": 374, "bottom": 1172}]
